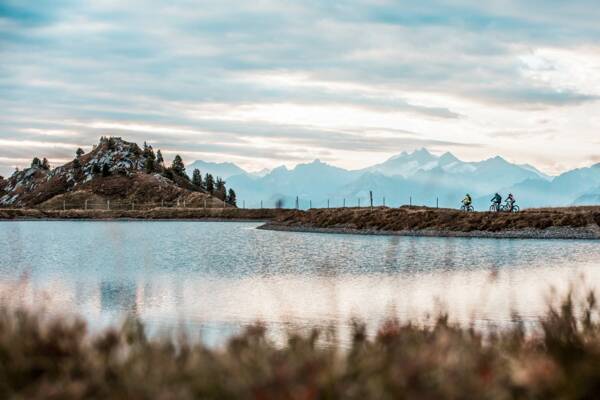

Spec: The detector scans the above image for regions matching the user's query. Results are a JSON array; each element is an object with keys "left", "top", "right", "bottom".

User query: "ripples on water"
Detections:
[{"left": 1, "top": 221, "right": 599, "bottom": 345}]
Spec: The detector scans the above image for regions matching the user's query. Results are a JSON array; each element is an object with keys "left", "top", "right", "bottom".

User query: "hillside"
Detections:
[
  {"left": 0, "top": 137, "right": 232, "bottom": 209},
  {"left": 259, "top": 206, "right": 600, "bottom": 239}
]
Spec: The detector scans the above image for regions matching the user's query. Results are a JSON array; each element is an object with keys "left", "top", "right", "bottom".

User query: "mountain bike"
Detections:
[
  {"left": 500, "top": 202, "right": 520, "bottom": 212},
  {"left": 489, "top": 203, "right": 501, "bottom": 212},
  {"left": 460, "top": 203, "right": 474, "bottom": 212}
]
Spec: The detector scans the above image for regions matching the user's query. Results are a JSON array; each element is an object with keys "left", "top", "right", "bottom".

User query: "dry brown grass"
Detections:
[
  {"left": 2, "top": 293, "right": 600, "bottom": 399},
  {"left": 269, "top": 206, "right": 600, "bottom": 234}
]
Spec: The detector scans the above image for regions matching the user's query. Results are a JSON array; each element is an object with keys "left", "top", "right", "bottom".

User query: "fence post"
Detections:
[
  {"left": 436, "top": 197, "right": 439, "bottom": 208},
  {"left": 295, "top": 196, "right": 299, "bottom": 210},
  {"left": 183, "top": 200, "right": 186, "bottom": 208},
  {"left": 309, "top": 200, "right": 312, "bottom": 209},
  {"left": 369, "top": 191, "right": 373, "bottom": 209},
  {"left": 327, "top": 199, "right": 329, "bottom": 208},
  {"left": 107, "top": 200, "right": 110, "bottom": 211},
  {"left": 383, "top": 197, "right": 385, "bottom": 207},
  {"left": 161, "top": 200, "right": 164, "bottom": 208},
  {"left": 358, "top": 198, "right": 360, "bottom": 208},
  {"left": 260, "top": 200, "right": 263, "bottom": 209},
  {"left": 343, "top": 198, "right": 345, "bottom": 208},
  {"left": 409, "top": 196, "right": 412, "bottom": 207},
  {"left": 243, "top": 200, "right": 245, "bottom": 209}
]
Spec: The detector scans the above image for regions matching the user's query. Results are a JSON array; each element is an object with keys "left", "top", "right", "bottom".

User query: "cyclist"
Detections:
[
  {"left": 491, "top": 192, "right": 502, "bottom": 211},
  {"left": 506, "top": 193, "right": 516, "bottom": 211},
  {"left": 462, "top": 193, "right": 472, "bottom": 207}
]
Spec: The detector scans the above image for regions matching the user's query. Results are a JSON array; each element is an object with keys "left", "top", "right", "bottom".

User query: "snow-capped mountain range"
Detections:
[{"left": 186, "top": 149, "right": 599, "bottom": 209}]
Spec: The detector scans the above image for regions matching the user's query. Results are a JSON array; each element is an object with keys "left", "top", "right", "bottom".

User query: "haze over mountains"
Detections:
[{"left": 188, "top": 149, "right": 600, "bottom": 209}]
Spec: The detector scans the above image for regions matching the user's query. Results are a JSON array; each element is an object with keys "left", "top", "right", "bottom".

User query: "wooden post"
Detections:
[
  {"left": 409, "top": 196, "right": 412, "bottom": 207},
  {"left": 369, "top": 191, "right": 373, "bottom": 209},
  {"left": 295, "top": 196, "right": 299, "bottom": 209},
  {"left": 309, "top": 200, "right": 312, "bottom": 209},
  {"left": 161, "top": 200, "right": 164, "bottom": 208},
  {"left": 260, "top": 200, "right": 263, "bottom": 209},
  {"left": 343, "top": 198, "right": 345, "bottom": 208},
  {"left": 243, "top": 200, "right": 245, "bottom": 209},
  {"left": 436, "top": 197, "right": 439, "bottom": 208},
  {"left": 358, "top": 198, "right": 360, "bottom": 208},
  {"left": 107, "top": 200, "right": 110, "bottom": 211},
  {"left": 327, "top": 199, "right": 329, "bottom": 209},
  {"left": 383, "top": 197, "right": 385, "bottom": 207}
]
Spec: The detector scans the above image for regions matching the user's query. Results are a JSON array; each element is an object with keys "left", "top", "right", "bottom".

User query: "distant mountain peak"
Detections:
[{"left": 439, "top": 151, "right": 459, "bottom": 163}]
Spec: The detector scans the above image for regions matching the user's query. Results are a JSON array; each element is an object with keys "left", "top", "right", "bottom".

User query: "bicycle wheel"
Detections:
[
  {"left": 468, "top": 205, "right": 474, "bottom": 212},
  {"left": 489, "top": 204, "right": 497, "bottom": 212},
  {"left": 512, "top": 205, "right": 520, "bottom": 212}
]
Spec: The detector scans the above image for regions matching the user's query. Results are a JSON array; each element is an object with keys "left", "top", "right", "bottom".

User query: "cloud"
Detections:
[{"left": 1, "top": 0, "right": 600, "bottom": 176}]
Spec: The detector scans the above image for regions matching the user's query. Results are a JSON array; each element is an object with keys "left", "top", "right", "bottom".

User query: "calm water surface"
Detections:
[{"left": 1, "top": 221, "right": 599, "bottom": 344}]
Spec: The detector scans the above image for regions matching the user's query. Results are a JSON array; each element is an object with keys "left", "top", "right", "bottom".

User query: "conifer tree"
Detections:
[
  {"left": 41, "top": 158, "right": 50, "bottom": 170},
  {"left": 215, "top": 177, "right": 227, "bottom": 201},
  {"left": 156, "top": 150, "right": 164, "bottom": 166},
  {"left": 192, "top": 169, "right": 203, "bottom": 187},
  {"left": 204, "top": 173, "right": 214, "bottom": 193},
  {"left": 171, "top": 155, "right": 186, "bottom": 177},
  {"left": 31, "top": 157, "right": 42, "bottom": 168},
  {"left": 227, "top": 188, "right": 237, "bottom": 206},
  {"left": 144, "top": 157, "right": 155, "bottom": 173},
  {"left": 73, "top": 158, "right": 81, "bottom": 170},
  {"left": 76, "top": 148, "right": 85, "bottom": 158},
  {"left": 144, "top": 145, "right": 156, "bottom": 173}
]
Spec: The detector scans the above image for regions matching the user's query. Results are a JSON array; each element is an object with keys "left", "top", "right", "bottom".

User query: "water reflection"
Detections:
[{"left": 1, "top": 221, "right": 599, "bottom": 344}]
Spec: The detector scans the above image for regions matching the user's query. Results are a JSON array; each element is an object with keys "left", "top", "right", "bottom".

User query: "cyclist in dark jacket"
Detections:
[{"left": 491, "top": 193, "right": 502, "bottom": 208}]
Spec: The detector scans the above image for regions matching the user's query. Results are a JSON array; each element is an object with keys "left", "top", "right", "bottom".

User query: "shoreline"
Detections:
[
  {"left": 0, "top": 208, "right": 290, "bottom": 221},
  {"left": 258, "top": 222, "right": 600, "bottom": 241}
]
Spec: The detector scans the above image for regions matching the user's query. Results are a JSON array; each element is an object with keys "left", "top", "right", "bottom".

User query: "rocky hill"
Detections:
[{"left": 0, "top": 137, "right": 232, "bottom": 209}]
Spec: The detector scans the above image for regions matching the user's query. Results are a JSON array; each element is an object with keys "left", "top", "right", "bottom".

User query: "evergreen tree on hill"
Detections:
[
  {"left": 171, "top": 155, "right": 187, "bottom": 177},
  {"left": 204, "top": 173, "right": 214, "bottom": 194},
  {"left": 192, "top": 169, "right": 203, "bottom": 188},
  {"left": 41, "top": 158, "right": 50, "bottom": 170},
  {"left": 76, "top": 148, "right": 85, "bottom": 158},
  {"left": 227, "top": 188, "right": 237, "bottom": 206},
  {"left": 156, "top": 150, "right": 164, "bottom": 166},
  {"left": 215, "top": 177, "right": 227, "bottom": 201},
  {"left": 142, "top": 142, "right": 156, "bottom": 173},
  {"left": 31, "top": 157, "right": 42, "bottom": 168}
]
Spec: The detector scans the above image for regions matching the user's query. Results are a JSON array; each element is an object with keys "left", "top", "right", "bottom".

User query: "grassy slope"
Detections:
[
  {"left": 263, "top": 206, "right": 600, "bottom": 234},
  {"left": 1, "top": 293, "right": 600, "bottom": 398}
]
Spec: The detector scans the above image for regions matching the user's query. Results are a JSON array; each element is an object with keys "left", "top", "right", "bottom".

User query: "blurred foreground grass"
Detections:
[{"left": 1, "top": 293, "right": 600, "bottom": 399}]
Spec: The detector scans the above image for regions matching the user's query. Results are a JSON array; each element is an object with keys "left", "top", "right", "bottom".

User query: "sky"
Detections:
[{"left": 1, "top": 0, "right": 600, "bottom": 178}]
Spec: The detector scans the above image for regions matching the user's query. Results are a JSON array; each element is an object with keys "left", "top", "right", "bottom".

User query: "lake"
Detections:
[{"left": 1, "top": 220, "right": 599, "bottom": 345}]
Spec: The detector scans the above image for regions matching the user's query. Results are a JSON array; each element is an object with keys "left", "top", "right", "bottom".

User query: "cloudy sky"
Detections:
[{"left": 1, "top": 0, "right": 600, "bottom": 177}]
